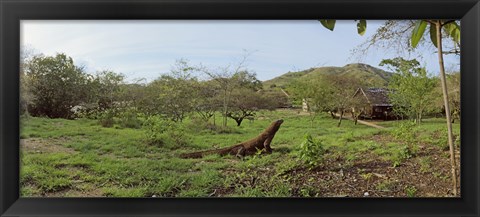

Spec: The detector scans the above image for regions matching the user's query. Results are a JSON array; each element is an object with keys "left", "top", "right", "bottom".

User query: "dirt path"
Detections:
[{"left": 335, "top": 113, "right": 386, "bottom": 129}]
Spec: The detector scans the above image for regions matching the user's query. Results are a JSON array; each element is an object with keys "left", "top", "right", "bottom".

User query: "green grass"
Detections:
[{"left": 19, "top": 110, "right": 460, "bottom": 197}]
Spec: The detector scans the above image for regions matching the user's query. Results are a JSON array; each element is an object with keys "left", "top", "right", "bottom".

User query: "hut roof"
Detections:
[{"left": 354, "top": 87, "right": 392, "bottom": 106}]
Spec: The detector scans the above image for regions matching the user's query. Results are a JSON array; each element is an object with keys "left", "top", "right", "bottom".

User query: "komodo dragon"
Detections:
[{"left": 180, "top": 119, "right": 284, "bottom": 159}]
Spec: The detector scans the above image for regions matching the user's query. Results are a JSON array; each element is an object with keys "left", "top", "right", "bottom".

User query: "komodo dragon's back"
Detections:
[{"left": 179, "top": 119, "right": 284, "bottom": 159}]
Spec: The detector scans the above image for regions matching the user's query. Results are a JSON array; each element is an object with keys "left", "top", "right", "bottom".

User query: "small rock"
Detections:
[
  {"left": 152, "top": 195, "right": 157, "bottom": 198},
  {"left": 364, "top": 192, "right": 369, "bottom": 196}
]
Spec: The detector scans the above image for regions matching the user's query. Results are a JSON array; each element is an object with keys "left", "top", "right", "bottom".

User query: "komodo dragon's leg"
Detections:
[
  {"left": 263, "top": 136, "right": 274, "bottom": 153},
  {"left": 231, "top": 146, "right": 246, "bottom": 158}
]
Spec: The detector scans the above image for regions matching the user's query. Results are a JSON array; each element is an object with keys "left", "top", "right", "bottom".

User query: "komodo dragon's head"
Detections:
[{"left": 269, "top": 119, "right": 284, "bottom": 132}]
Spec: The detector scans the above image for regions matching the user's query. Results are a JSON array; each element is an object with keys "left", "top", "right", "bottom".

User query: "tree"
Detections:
[
  {"left": 191, "top": 80, "right": 222, "bottom": 123},
  {"left": 139, "top": 59, "right": 200, "bottom": 122},
  {"left": 290, "top": 76, "right": 336, "bottom": 125},
  {"left": 352, "top": 20, "right": 460, "bottom": 59},
  {"left": 446, "top": 72, "right": 460, "bottom": 123},
  {"left": 24, "top": 53, "right": 91, "bottom": 118},
  {"left": 201, "top": 53, "right": 251, "bottom": 127},
  {"left": 323, "top": 74, "right": 363, "bottom": 127},
  {"left": 91, "top": 70, "right": 125, "bottom": 110},
  {"left": 411, "top": 19, "right": 460, "bottom": 196},
  {"left": 146, "top": 76, "right": 197, "bottom": 122},
  {"left": 226, "top": 88, "right": 277, "bottom": 126},
  {"left": 380, "top": 58, "right": 438, "bottom": 124},
  {"left": 291, "top": 74, "right": 363, "bottom": 127},
  {"left": 319, "top": 19, "right": 460, "bottom": 195}
]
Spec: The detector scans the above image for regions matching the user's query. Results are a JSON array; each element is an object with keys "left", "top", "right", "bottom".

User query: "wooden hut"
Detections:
[{"left": 352, "top": 87, "right": 394, "bottom": 120}]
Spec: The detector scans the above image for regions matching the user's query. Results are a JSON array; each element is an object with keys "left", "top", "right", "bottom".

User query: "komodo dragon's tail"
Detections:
[{"left": 179, "top": 146, "right": 236, "bottom": 159}]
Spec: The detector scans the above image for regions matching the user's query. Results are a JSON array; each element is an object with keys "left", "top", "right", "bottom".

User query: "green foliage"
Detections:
[
  {"left": 411, "top": 20, "right": 461, "bottom": 48},
  {"left": 143, "top": 76, "right": 197, "bottom": 122},
  {"left": 320, "top": 19, "right": 366, "bottom": 35},
  {"left": 117, "top": 108, "right": 143, "bottom": 129},
  {"left": 226, "top": 88, "right": 278, "bottom": 126},
  {"left": 98, "top": 109, "right": 116, "bottom": 128},
  {"left": 90, "top": 70, "right": 125, "bottom": 110},
  {"left": 381, "top": 58, "right": 438, "bottom": 123},
  {"left": 290, "top": 73, "right": 365, "bottom": 127},
  {"left": 443, "top": 22, "right": 461, "bottom": 43},
  {"left": 143, "top": 116, "right": 191, "bottom": 148},
  {"left": 432, "top": 129, "right": 449, "bottom": 150},
  {"left": 429, "top": 22, "right": 438, "bottom": 48},
  {"left": 24, "top": 53, "right": 92, "bottom": 118},
  {"left": 411, "top": 20, "right": 428, "bottom": 48},
  {"left": 390, "top": 145, "right": 414, "bottom": 168},
  {"left": 405, "top": 186, "right": 417, "bottom": 197},
  {"left": 419, "top": 156, "right": 432, "bottom": 173},
  {"left": 357, "top": 19, "right": 367, "bottom": 36},
  {"left": 319, "top": 20, "right": 336, "bottom": 31},
  {"left": 390, "top": 121, "right": 417, "bottom": 141},
  {"left": 298, "top": 134, "right": 326, "bottom": 167}
]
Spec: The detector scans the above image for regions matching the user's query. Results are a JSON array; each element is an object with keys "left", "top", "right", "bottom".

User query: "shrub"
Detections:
[
  {"left": 390, "top": 121, "right": 417, "bottom": 141},
  {"left": 391, "top": 145, "right": 413, "bottom": 167},
  {"left": 405, "top": 186, "right": 417, "bottom": 197},
  {"left": 98, "top": 109, "right": 115, "bottom": 128},
  {"left": 187, "top": 117, "right": 238, "bottom": 134},
  {"left": 297, "top": 134, "right": 326, "bottom": 168},
  {"left": 118, "top": 108, "right": 143, "bottom": 129},
  {"left": 143, "top": 116, "right": 191, "bottom": 148},
  {"left": 390, "top": 121, "right": 419, "bottom": 156}
]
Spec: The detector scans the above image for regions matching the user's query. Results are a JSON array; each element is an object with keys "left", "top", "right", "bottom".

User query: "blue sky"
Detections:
[{"left": 21, "top": 20, "right": 460, "bottom": 82}]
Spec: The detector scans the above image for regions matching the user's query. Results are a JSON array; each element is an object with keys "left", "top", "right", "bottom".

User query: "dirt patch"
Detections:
[
  {"left": 215, "top": 146, "right": 460, "bottom": 197},
  {"left": 21, "top": 138, "right": 77, "bottom": 154},
  {"left": 43, "top": 187, "right": 104, "bottom": 197}
]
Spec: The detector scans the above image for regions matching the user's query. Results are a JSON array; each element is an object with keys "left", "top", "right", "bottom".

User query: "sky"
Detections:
[{"left": 21, "top": 20, "right": 460, "bottom": 83}]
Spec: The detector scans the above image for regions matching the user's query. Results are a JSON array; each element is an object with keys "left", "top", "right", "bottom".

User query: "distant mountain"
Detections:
[{"left": 263, "top": 63, "right": 393, "bottom": 89}]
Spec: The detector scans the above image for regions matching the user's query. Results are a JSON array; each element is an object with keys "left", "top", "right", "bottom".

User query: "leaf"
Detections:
[
  {"left": 411, "top": 20, "right": 428, "bottom": 48},
  {"left": 319, "top": 20, "right": 336, "bottom": 31},
  {"left": 429, "top": 23, "right": 438, "bottom": 48},
  {"left": 444, "top": 21, "right": 460, "bottom": 43},
  {"left": 357, "top": 20, "right": 367, "bottom": 36}
]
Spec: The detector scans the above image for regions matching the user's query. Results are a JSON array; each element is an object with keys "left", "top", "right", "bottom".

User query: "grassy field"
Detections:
[{"left": 20, "top": 109, "right": 460, "bottom": 197}]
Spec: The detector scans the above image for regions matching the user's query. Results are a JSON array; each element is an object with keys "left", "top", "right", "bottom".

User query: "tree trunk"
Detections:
[
  {"left": 235, "top": 118, "right": 243, "bottom": 126},
  {"left": 213, "top": 113, "right": 216, "bottom": 126},
  {"left": 224, "top": 90, "right": 229, "bottom": 127},
  {"left": 337, "top": 110, "right": 344, "bottom": 127},
  {"left": 436, "top": 20, "right": 458, "bottom": 196}
]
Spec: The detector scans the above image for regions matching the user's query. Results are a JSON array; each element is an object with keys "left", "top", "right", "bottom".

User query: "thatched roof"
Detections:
[{"left": 354, "top": 87, "right": 392, "bottom": 106}]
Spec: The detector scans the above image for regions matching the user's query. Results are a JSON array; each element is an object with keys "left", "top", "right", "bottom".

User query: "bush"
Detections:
[
  {"left": 98, "top": 109, "right": 115, "bottom": 128},
  {"left": 297, "top": 134, "right": 326, "bottom": 168},
  {"left": 187, "top": 117, "right": 238, "bottom": 134},
  {"left": 71, "top": 104, "right": 104, "bottom": 119},
  {"left": 432, "top": 129, "right": 460, "bottom": 151},
  {"left": 390, "top": 121, "right": 417, "bottom": 141},
  {"left": 391, "top": 145, "right": 413, "bottom": 167},
  {"left": 118, "top": 108, "right": 143, "bottom": 129},
  {"left": 143, "top": 116, "right": 191, "bottom": 148},
  {"left": 390, "top": 121, "right": 419, "bottom": 156}
]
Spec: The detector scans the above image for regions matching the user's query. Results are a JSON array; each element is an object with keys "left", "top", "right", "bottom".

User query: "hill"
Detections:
[{"left": 263, "top": 63, "right": 393, "bottom": 89}]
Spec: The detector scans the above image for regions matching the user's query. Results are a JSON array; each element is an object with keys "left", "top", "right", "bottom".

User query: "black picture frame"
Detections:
[{"left": 1, "top": 0, "right": 479, "bottom": 216}]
